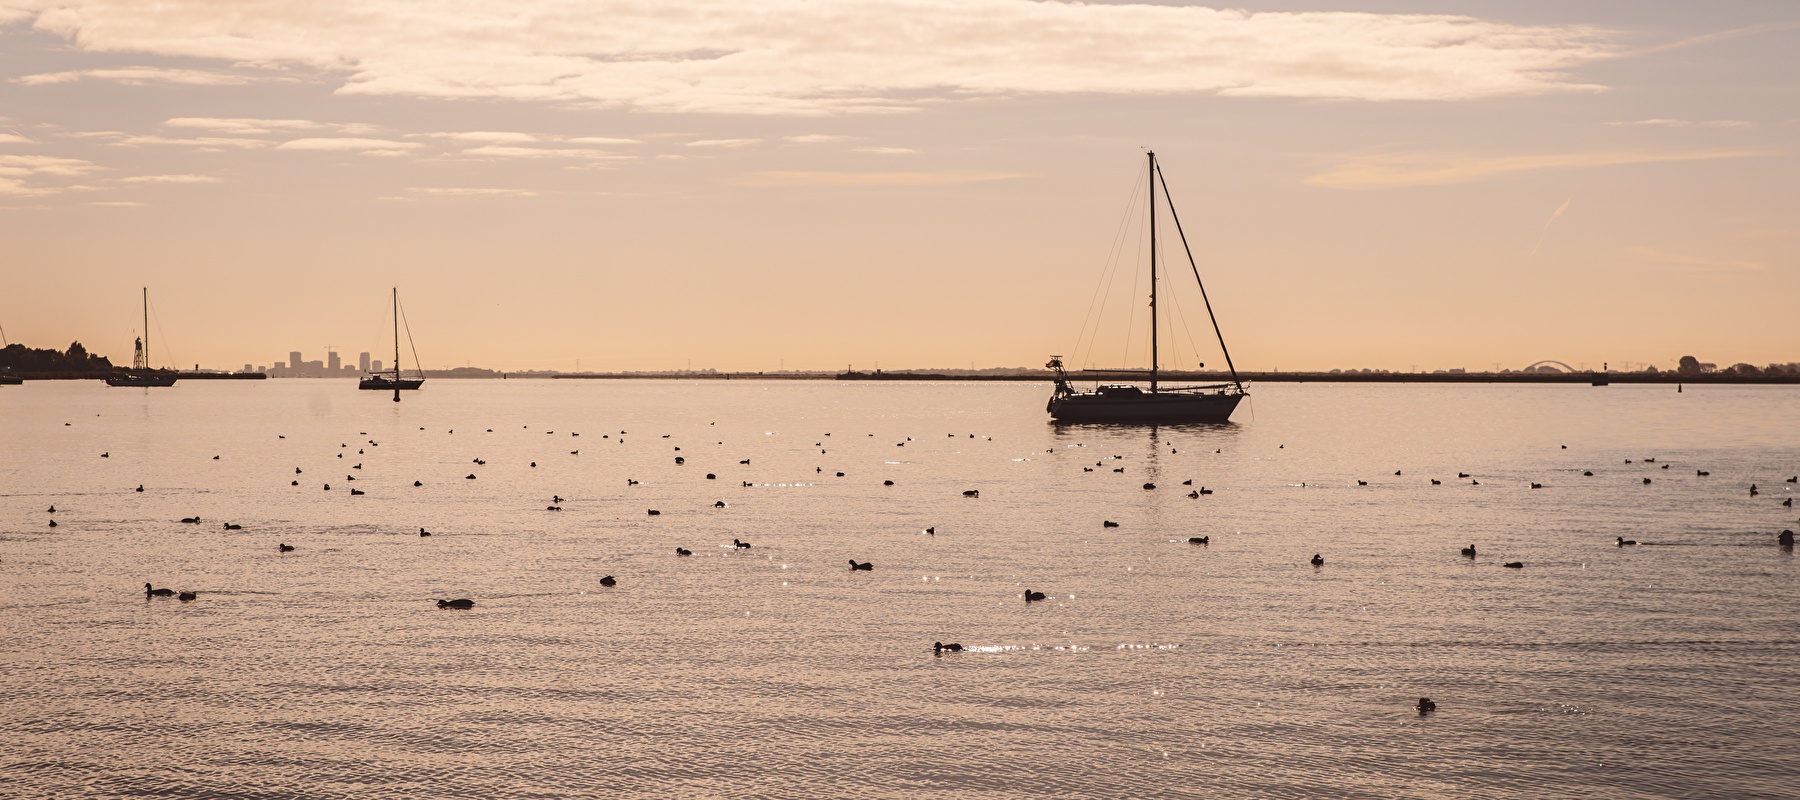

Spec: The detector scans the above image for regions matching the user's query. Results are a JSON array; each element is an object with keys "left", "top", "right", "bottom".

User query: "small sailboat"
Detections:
[
  {"left": 359, "top": 287, "right": 423, "bottom": 400},
  {"left": 106, "top": 288, "right": 178, "bottom": 387},
  {"left": 1047, "top": 151, "right": 1245, "bottom": 423}
]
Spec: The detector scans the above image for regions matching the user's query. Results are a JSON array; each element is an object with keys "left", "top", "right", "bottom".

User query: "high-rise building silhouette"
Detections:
[
  {"left": 327, "top": 350, "right": 341, "bottom": 372},
  {"left": 358, "top": 352, "right": 371, "bottom": 372},
  {"left": 289, "top": 351, "right": 303, "bottom": 373}
]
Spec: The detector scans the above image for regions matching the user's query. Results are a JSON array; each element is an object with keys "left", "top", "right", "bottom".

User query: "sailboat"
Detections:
[
  {"left": 359, "top": 287, "right": 423, "bottom": 400},
  {"left": 106, "top": 288, "right": 178, "bottom": 387},
  {"left": 1047, "top": 151, "right": 1246, "bottom": 423}
]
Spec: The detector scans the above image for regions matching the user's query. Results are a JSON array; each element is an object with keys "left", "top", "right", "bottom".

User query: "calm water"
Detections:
[{"left": 2, "top": 380, "right": 1797, "bottom": 799}]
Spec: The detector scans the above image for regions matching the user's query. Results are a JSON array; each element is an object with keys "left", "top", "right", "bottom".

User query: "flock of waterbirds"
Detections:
[{"left": 34, "top": 418, "right": 1800, "bottom": 717}]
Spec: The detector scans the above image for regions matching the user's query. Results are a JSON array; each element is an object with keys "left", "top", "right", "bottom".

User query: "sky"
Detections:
[{"left": 0, "top": 0, "right": 1794, "bottom": 373}]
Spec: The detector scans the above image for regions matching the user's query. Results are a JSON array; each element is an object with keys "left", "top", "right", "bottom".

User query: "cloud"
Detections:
[
  {"left": 731, "top": 170, "right": 1030, "bottom": 187},
  {"left": 423, "top": 131, "right": 540, "bottom": 143},
  {"left": 567, "top": 137, "right": 640, "bottom": 145},
  {"left": 1308, "top": 148, "right": 1766, "bottom": 190},
  {"left": 850, "top": 146, "right": 918, "bottom": 155},
  {"left": 1607, "top": 119, "right": 1754, "bottom": 128},
  {"left": 276, "top": 137, "right": 422, "bottom": 154},
  {"left": 165, "top": 118, "right": 325, "bottom": 134},
  {"left": 12, "top": 67, "right": 255, "bottom": 86},
  {"left": 119, "top": 173, "right": 221, "bottom": 183},
  {"left": 786, "top": 134, "right": 855, "bottom": 144},
  {"left": 409, "top": 187, "right": 538, "bottom": 197},
  {"left": 8, "top": 1, "right": 1616, "bottom": 114},
  {"left": 0, "top": 154, "right": 102, "bottom": 195},
  {"left": 687, "top": 139, "right": 760, "bottom": 148},
  {"left": 458, "top": 145, "right": 627, "bottom": 160},
  {"left": 0, "top": 133, "right": 33, "bottom": 144},
  {"left": 0, "top": 154, "right": 103, "bottom": 177},
  {"left": 1629, "top": 246, "right": 1763, "bottom": 272},
  {"left": 89, "top": 200, "right": 146, "bottom": 206},
  {"left": 102, "top": 133, "right": 272, "bottom": 149}
]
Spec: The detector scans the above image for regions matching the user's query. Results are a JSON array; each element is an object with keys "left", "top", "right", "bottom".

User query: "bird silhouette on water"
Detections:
[
  {"left": 1416, "top": 698, "right": 1436, "bottom": 714},
  {"left": 934, "top": 642, "right": 963, "bottom": 653},
  {"left": 437, "top": 598, "right": 474, "bottom": 609},
  {"left": 1188, "top": 536, "right": 1209, "bottom": 545},
  {"left": 1024, "top": 590, "right": 1047, "bottom": 602},
  {"left": 733, "top": 539, "right": 751, "bottom": 549},
  {"left": 177, "top": 591, "right": 197, "bottom": 602},
  {"left": 278, "top": 543, "right": 295, "bottom": 552},
  {"left": 675, "top": 547, "right": 692, "bottom": 556},
  {"left": 848, "top": 560, "right": 873, "bottom": 571},
  {"left": 1617, "top": 537, "right": 1638, "bottom": 546},
  {"left": 599, "top": 576, "right": 617, "bottom": 587},
  {"left": 145, "top": 583, "right": 175, "bottom": 597},
  {"left": 1461, "top": 544, "right": 1476, "bottom": 558},
  {"left": 1311, "top": 554, "right": 1324, "bottom": 567}
]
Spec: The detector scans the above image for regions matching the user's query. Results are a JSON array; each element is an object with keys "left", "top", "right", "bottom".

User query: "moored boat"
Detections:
[{"left": 1047, "top": 151, "right": 1245, "bottom": 424}]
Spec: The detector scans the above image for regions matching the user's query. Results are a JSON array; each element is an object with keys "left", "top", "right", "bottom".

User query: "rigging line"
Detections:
[
  {"left": 147, "top": 294, "right": 177, "bottom": 370},
  {"left": 1161, "top": 240, "right": 1207, "bottom": 372},
  {"left": 399, "top": 298, "right": 424, "bottom": 379},
  {"left": 1079, "top": 168, "right": 1144, "bottom": 371},
  {"left": 1072, "top": 163, "right": 1147, "bottom": 369},
  {"left": 1155, "top": 160, "right": 1243, "bottom": 391},
  {"left": 1120, "top": 186, "right": 1146, "bottom": 370}
]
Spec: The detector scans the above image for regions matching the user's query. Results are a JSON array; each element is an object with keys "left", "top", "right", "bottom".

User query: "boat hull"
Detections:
[
  {"left": 106, "top": 374, "right": 178, "bottom": 387},
  {"left": 359, "top": 377, "right": 424, "bottom": 390},
  {"left": 1050, "top": 390, "right": 1243, "bottom": 423}
]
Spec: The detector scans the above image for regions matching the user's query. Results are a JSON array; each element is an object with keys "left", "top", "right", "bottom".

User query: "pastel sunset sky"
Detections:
[{"left": 1, "top": 1, "right": 1793, "bottom": 372}]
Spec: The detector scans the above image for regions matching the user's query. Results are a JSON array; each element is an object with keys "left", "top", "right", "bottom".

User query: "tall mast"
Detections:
[
  {"left": 1148, "top": 151, "right": 1159, "bottom": 393},
  {"left": 142, "top": 287, "right": 150, "bottom": 369},
  {"left": 392, "top": 287, "right": 400, "bottom": 376}
]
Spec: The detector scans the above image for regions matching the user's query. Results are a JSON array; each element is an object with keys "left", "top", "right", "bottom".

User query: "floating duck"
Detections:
[
  {"left": 1103, "top": 521, "right": 1120, "bottom": 528},
  {"left": 1617, "top": 537, "right": 1637, "bottom": 546},
  {"left": 437, "top": 598, "right": 474, "bottom": 609},
  {"left": 1188, "top": 536, "right": 1209, "bottom": 545},
  {"left": 278, "top": 543, "right": 294, "bottom": 552},
  {"left": 1503, "top": 561, "right": 1524, "bottom": 568},
  {"left": 599, "top": 576, "right": 617, "bottom": 587},
  {"left": 1024, "top": 590, "right": 1046, "bottom": 602},
  {"left": 177, "top": 591, "right": 197, "bottom": 602},
  {"left": 934, "top": 642, "right": 963, "bottom": 653},
  {"left": 419, "top": 528, "right": 432, "bottom": 537},
  {"left": 733, "top": 539, "right": 751, "bottom": 549},
  {"left": 1416, "top": 698, "right": 1436, "bottom": 713},
  {"left": 145, "top": 583, "right": 175, "bottom": 597},
  {"left": 675, "top": 547, "right": 692, "bottom": 556},
  {"left": 1311, "top": 554, "right": 1324, "bottom": 567},
  {"left": 848, "top": 560, "right": 873, "bottom": 571},
  {"left": 224, "top": 523, "right": 241, "bottom": 530},
  {"left": 1461, "top": 544, "right": 1476, "bottom": 558}
]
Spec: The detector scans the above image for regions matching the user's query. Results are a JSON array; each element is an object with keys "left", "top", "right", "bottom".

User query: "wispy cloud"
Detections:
[
  {"left": 1629, "top": 246, "right": 1763, "bottom": 271},
  {"left": 0, "top": 154, "right": 103, "bottom": 196},
  {"left": 731, "top": 170, "right": 1030, "bottom": 187},
  {"left": 13, "top": 67, "right": 257, "bottom": 86},
  {"left": 1308, "top": 148, "right": 1767, "bottom": 190},
  {"left": 1607, "top": 118, "right": 1754, "bottom": 128},
  {"left": 9, "top": 1, "right": 1617, "bottom": 114},
  {"left": 850, "top": 146, "right": 918, "bottom": 155},
  {"left": 409, "top": 187, "right": 538, "bottom": 197},
  {"left": 165, "top": 118, "right": 325, "bottom": 134},
  {"left": 0, "top": 133, "right": 34, "bottom": 144},
  {"left": 119, "top": 173, "right": 221, "bottom": 184},
  {"left": 458, "top": 145, "right": 628, "bottom": 160},
  {"left": 687, "top": 139, "right": 760, "bottom": 148},
  {"left": 786, "top": 134, "right": 855, "bottom": 144},
  {"left": 0, "top": 154, "right": 103, "bottom": 177},
  {"left": 89, "top": 200, "right": 146, "bottom": 206},
  {"left": 276, "top": 137, "right": 422, "bottom": 155}
]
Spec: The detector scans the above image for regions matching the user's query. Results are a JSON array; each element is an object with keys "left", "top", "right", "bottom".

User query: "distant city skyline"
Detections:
[{"left": 1, "top": 2, "right": 1793, "bottom": 372}]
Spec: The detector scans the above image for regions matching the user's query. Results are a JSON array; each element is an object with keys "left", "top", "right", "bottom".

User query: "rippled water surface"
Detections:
[{"left": 3, "top": 380, "right": 1798, "bottom": 799}]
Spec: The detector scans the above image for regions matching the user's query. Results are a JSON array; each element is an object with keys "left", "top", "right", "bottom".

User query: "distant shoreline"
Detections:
[{"left": 9, "top": 371, "right": 1794, "bottom": 385}]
